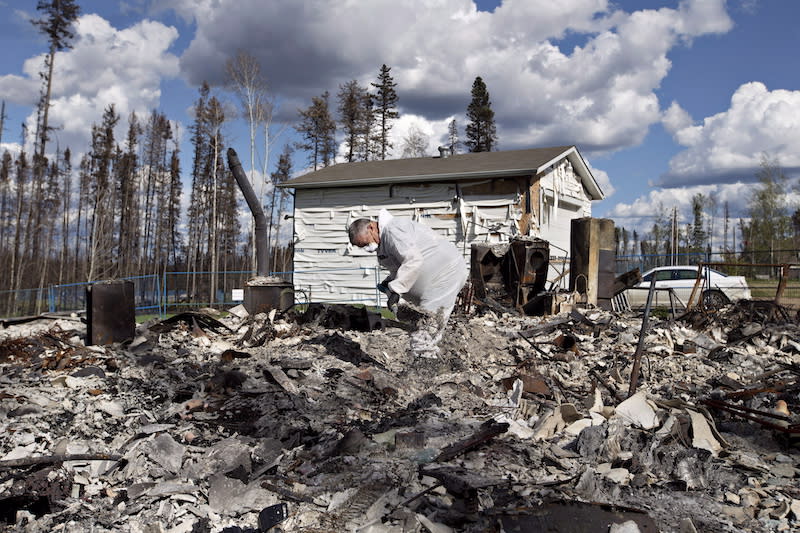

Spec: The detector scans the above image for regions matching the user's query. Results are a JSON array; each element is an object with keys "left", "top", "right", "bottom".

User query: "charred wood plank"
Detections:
[
  {"left": 435, "top": 420, "right": 509, "bottom": 462},
  {"left": 0, "top": 453, "right": 122, "bottom": 469}
]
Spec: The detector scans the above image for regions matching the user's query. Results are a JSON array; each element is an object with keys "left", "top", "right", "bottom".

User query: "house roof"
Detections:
[{"left": 280, "top": 145, "right": 605, "bottom": 200}]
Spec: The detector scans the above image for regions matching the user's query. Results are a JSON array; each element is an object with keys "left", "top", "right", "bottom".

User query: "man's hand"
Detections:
[
  {"left": 386, "top": 291, "right": 400, "bottom": 314},
  {"left": 377, "top": 282, "right": 400, "bottom": 313},
  {"left": 377, "top": 281, "right": 391, "bottom": 295}
]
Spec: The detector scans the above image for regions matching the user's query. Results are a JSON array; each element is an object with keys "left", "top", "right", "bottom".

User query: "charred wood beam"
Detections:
[
  {"left": 0, "top": 453, "right": 122, "bottom": 469},
  {"left": 628, "top": 275, "right": 657, "bottom": 397},
  {"left": 435, "top": 420, "right": 509, "bottom": 462},
  {"left": 703, "top": 399, "right": 800, "bottom": 433},
  {"left": 613, "top": 268, "right": 642, "bottom": 296}
]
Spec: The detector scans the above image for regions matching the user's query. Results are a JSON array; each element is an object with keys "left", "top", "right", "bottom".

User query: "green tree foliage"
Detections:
[
  {"left": 337, "top": 80, "right": 371, "bottom": 163},
  {"left": 447, "top": 119, "right": 461, "bottom": 155},
  {"left": 465, "top": 76, "right": 497, "bottom": 152},
  {"left": 689, "top": 193, "right": 706, "bottom": 253},
  {"left": 741, "top": 154, "right": 790, "bottom": 262},
  {"left": 296, "top": 91, "right": 336, "bottom": 170},
  {"left": 371, "top": 64, "right": 399, "bottom": 160}
]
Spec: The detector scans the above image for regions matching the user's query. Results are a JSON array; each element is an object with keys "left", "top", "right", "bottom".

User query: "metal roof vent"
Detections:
[{"left": 437, "top": 146, "right": 450, "bottom": 158}]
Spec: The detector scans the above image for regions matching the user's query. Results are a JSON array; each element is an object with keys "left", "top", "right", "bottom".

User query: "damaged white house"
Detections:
[{"left": 280, "top": 145, "right": 605, "bottom": 305}]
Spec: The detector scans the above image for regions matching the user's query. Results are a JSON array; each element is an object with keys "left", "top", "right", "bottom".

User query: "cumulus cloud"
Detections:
[
  {"left": 586, "top": 162, "right": 614, "bottom": 197},
  {"left": 603, "top": 181, "right": 800, "bottom": 248},
  {"left": 661, "top": 101, "right": 693, "bottom": 135},
  {"left": 161, "top": 0, "right": 733, "bottom": 157},
  {"left": 609, "top": 183, "right": 750, "bottom": 221},
  {"left": 0, "top": 14, "right": 180, "bottom": 154},
  {"left": 661, "top": 82, "right": 800, "bottom": 186}
]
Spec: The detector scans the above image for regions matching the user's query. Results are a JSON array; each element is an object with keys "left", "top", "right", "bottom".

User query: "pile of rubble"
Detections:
[{"left": 1, "top": 301, "right": 799, "bottom": 532}]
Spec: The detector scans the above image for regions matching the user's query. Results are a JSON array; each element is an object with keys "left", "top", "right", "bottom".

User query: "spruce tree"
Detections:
[
  {"left": 32, "top": 0, "right": 80, "bottom": 163},
  {"left": 447, "top": 119, "right": 461, "bottom": 155},
  {"left": 371, "top": 64, "right": 399, "bottom": 160},
  {"left": 465, "top": 76, "right": 498, "bottom": 152},
  {"left": 296, "top": 91, "right": 336, "bottom": 170},
  {"left": 338, "top": 80, "right": 369, "bottom": 163}
]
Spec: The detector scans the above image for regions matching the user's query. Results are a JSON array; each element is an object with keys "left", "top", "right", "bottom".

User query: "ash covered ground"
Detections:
[{"left": 1, "top": 302, "right": 799, "bottom": 532}]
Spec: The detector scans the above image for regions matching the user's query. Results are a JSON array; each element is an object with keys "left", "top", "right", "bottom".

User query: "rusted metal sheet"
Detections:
[
  {"left": 86, "top": 280, "right": 135, "bottom": 346},
  {"left": 244, "top": 280, "right": 294, "bottom": 315}
]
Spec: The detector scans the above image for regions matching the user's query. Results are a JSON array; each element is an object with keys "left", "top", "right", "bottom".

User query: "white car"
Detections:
[{"left": 624, "top": 266, "right": 751, "bottom": 309}]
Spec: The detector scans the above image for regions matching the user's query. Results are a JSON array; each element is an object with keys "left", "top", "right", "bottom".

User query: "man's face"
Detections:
[{"left": 354, "top": 222, "right": 380, "bottom": 247}]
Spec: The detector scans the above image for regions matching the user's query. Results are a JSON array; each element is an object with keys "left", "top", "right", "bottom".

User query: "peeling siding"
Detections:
[{"left": 292, "top": 157, "right": 593, "bottom": 305}]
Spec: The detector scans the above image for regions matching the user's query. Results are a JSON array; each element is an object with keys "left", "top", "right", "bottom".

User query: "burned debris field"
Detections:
[{"left": 1, "top": 299, "right": 799, "bottom": 533}]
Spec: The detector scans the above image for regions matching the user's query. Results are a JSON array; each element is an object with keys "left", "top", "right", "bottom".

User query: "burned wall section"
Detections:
[
  {"left": 570, "top": 217, "right": 616, "bottom": 310},
  {"left": 471, "top": 237, "right": 550, "bottom": 315}
]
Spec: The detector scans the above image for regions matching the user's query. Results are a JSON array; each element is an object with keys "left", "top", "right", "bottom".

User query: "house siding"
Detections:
[{"left": 291, "top": 157, "right": 592, "bottom": 306}]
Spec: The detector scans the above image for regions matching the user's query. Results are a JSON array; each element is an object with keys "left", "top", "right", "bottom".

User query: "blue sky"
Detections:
[{"left": 1, "top": 0, "right": 799, "bottom": 243}]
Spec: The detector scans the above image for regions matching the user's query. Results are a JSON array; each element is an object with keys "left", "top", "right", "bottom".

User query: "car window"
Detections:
[
  {"left": 642, "top": 273, "right": 652, "bottom": 282},
  {"left": 676, "top": 269, "right": 699, "bottom": 280},
  {"left": 655, "top": 270, "right": 671, "bottom": 281}
]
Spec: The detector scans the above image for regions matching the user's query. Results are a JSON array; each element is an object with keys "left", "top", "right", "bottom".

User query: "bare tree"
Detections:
[
  {"left": 401, "top": 124, "right": 429, "bottom": 158},
  {"left": 269, "top": 144, "right": 292, "bottom": 272},
  {"left": 117, "top": 113, "right": 142, "bottom": 274},
  {"left": 87, "top": 105, "right": 119, "bottom": 281},
  {"left": 205, "top": 96, "right": 226, "bottom": 304},
  {"left": 226, "top": 51, "right": 272, "bottom": 271},
  {"left": 0, "top": 101, "right": 6, "bottom": 147},
  {"left": 57, "top": 148, "right": 71, "bottom": 286}
]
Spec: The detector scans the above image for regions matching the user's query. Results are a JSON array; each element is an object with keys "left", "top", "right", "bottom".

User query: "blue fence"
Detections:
[
  {"left": 0, "top": 268, "right": 384, "bottom": 319},
  {"left": 1, "top": 274, "right": 163, "bottom": 318}
]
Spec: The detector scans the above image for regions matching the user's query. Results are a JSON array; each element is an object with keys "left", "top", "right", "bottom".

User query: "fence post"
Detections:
[
  {"left": 162, "top": 271, "right": 168, "bottom": 319},
  {"left": 374, "top": 266, "right": 380, "bottom": 310},
  {"left": 48, "top": 285, "right": 55, "bottom": 313}
]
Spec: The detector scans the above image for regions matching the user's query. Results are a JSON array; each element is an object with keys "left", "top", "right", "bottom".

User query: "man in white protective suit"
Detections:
[{"left": 348, "top": 208, "right": 468, "bottom": 358}]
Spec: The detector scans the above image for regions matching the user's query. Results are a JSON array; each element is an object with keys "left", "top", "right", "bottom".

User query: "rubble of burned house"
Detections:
[{"left": 1, "top": 296, "right": 800, "bottom": 533}]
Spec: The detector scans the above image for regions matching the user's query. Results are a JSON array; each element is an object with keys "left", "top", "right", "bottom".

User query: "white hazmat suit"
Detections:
[{"left": 376, "top": 209, "right": 468, "bottom": 357}]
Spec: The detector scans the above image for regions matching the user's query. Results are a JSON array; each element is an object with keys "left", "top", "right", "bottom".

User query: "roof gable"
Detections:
[{"left": 281, "top": 145, "right": 604, "bottom": 200}]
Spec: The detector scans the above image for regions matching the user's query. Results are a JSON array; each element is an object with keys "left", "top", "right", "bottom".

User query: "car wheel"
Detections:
[{"left": 702, "top": 289, "right": 729, "bottom": 310}]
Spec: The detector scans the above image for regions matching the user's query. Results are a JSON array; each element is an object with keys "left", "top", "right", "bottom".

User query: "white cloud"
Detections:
[
  {"left": 0, "top": 142, "right": 22, "bottom": 158},
  {"left": 1, "top": 14, "right": 180, "bottom": 154},
  {"left": 604, "top": 181, "right": 797, "bottom": 249},
  {"left": 388, "top": 114, "right": 455, "bottom": 158},
  {"left": 661, "top": 101, "right": 693, "bottom": 135},
  {"left": 586, "top": 162, "right": 614, "bottom": 197},
  {"left": 663, "top": 82, "right": 800, "bottom": 185},
  {"left": 164, "top": 0, "right": 733, "bottom": 156},
  {"left": 610, "top": 183, "right": 749, "bottom": 220}
]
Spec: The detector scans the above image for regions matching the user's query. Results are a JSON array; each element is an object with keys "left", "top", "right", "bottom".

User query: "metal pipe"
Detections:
[
  {"left": 628, "top": 274, "right": 656, "bottom": 397},
  {"left": 227, "top": 148, "right": 269, "bottom": 277}
]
